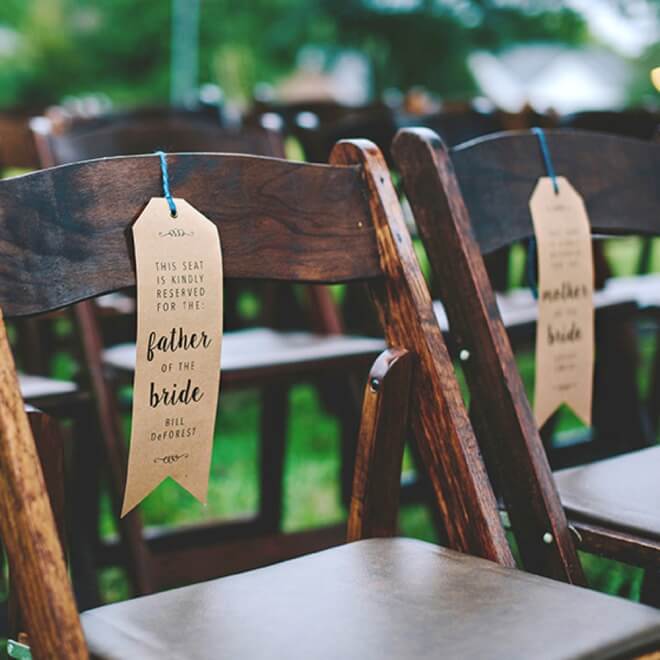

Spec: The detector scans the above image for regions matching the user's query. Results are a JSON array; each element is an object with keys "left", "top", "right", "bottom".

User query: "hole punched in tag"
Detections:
[
  {"left": 155, "top": 150, "right": 178, "bottom": 218},
  {"left": 527, "top": 127, "right": 559, "bottom": 299}
]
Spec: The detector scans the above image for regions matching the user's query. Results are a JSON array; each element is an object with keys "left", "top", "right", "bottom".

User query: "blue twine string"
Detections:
[
  {"left": 155, "top": 151, "right": 177, "bottom": 217},
  {"left": 526, "top": 128, "right": 559, "bottom": 299},
  {"left": 531, "top": 127, "right": 559, "bottom": 194},
  {"left": 527, "top": 238, "right": 539, "bottom": 300}
]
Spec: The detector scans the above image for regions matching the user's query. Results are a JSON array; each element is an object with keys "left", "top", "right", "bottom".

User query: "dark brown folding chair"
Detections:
[
  {"left": 27, "top": 114, "right": 385, "bottom": 600},
  {"left": 394, "top": 127, "right": 660, "bottom": 602},
  {"left": 1, "top": 145, "right": 660, "bottom": 659}
]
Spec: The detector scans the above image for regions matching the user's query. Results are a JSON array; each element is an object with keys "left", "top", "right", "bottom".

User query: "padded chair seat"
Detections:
[
  {"left": 95, "top": 292, "right": 136, "bottom": 315},
  {"left": 82, "top": 538, "right": 660, "bottom": 660},
  {"left": 18, "top": 373, "right": 78, "bottom": 399},
  {"left": 103, "top": 327, "right": 386, "bottom": 373},
  {"left": 433, "top": 286, "right": 636, "bottom": 333},
  {"left": 555, "top": 445, "right": 660, "bottom": 539},
  {"left": 603, "top": 273, "right": 660, "bottom": 310}
]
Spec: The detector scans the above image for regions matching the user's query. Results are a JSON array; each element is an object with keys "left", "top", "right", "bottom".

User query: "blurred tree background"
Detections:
[{"left": 0, "top": 0, "right": 656, "bottom": 109}]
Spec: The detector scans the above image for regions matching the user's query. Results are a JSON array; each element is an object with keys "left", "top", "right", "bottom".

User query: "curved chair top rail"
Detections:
[
  {"left": 399, "top": 109, "right": 503, "bottom": 148},
  {"left": 560, "top": 109, "right": 660, "bottom": 141},
  {"left": 0, "top": 152, "right": 379, "bottom": 317},
  {"left": 449, "top": 129, "right": 660, "bottom": 254},
  {"left": 32, "top": 116, "right": 285, "bottom": 165}
]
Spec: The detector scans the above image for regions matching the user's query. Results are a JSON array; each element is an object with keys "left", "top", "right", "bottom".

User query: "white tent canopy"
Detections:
[{"left": 468, "top": 44, "right": 632, "bottom": 114}]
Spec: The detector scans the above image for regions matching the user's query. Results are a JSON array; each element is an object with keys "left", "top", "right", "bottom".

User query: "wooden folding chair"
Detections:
[
  {"left": 27, "top": 114, "right": 385, "bottom": 599},
  {"left": 394, "top": 127, "right": 660, "bottom": 601},
  {"left": 1, "top": 144, "right": 660, "bottom": 659}
]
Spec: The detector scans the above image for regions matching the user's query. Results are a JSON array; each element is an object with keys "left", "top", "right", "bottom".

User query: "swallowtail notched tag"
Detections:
[
  {"left": 121, "top": 198, "right": 223, "bottom": 516},
  {"left": 530, "top": 176, "right": 594, "bottom": 428}
]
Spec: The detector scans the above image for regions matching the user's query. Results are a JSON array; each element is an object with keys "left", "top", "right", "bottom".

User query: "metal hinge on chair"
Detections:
[{"left": 7, "top": 639, "right": 32, "bottom": 659}]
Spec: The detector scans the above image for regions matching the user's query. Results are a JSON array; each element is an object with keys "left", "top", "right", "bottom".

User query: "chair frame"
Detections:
[{"left": 393, "top": 127, "right": 660, "bottom": 588}]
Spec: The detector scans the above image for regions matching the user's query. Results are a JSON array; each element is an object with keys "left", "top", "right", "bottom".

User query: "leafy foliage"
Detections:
[
  {"left": 0, "top": 0, "right": 595, "bottom": 109},
  {"left": 0, "top": 2, "right": 654, "bottom": 110}
]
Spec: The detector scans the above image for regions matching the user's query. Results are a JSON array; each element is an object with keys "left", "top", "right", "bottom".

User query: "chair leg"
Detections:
[
  {"left": 14, "top": 318, "right": 51, "bottom": 375},
  {"left": 592, "top": 312, "right": 652, "bottom": 455},
  {"left": 309, "top": 372, "right": 363, "bottom": 510},
  {"left": 337, "top": 377, "right": 363, "bottom": 508},
  {"left": 258, "top": 385, "right": 288, "bottom": 533},
  {"left": 646, "top": 326, "right": 660, "bottom": 437},
  {"left": 69, "top": 405, "right": 102, "bottom": 610},
  {"left": 407, "top": 433, "right": 449, "bottom": 545},
  {"left": 641, "top": 567, "right": 660, "bottom": 608}
]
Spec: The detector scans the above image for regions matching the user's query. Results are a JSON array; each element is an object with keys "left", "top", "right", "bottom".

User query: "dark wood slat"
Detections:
[
  {"left": 148, "top": 525, "right": 346, "bottom": 591},
  {"left": 258, "top": 385, "right": 289, "bottom": 533},
  {"left": 335, "top": 139, "right": 515, "bottom": 566},
  {"left": 450, "top": 130, "right": 660, "bottom": 254},
  {"left": 348, "top": 348, "right": 413, "bottom": 540},
  {"left": 108, "top": 350, "right": 381, "bottom": 389},
  {"left": 570, "top": 520, "right": 660, "bottom": 570},
  {"left": 0, "top": 153, "right": 380, "bottom": 317},
  {"left": 95, "top": 517, "right": 346, "bottom": 590}
]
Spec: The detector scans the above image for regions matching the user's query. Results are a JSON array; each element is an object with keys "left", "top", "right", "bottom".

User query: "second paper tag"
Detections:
[
  {"left": 122, "top": 197, "right": 223, "bottom": 516},
  {"left": 530, "top": 176, "right": 594, "bottom": 429}
]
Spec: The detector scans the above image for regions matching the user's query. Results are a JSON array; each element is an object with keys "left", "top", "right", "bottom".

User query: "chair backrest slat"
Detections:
[
  {"left": 0, "top": 153, "right": 380, "bottom": 317},
  {"left": 451, "top": 130, "right": 660, "bottom": 254},
  {"left": 33, "top": 116, "right": 285, "bottom": 166}
]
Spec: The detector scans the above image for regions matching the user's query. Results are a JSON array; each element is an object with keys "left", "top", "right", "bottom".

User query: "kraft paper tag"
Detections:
[
  {"left": 530, "top": 176, "right": 594, "bottom": 428},
  {"left": 121, "top": 198, "right": 223, "bottom": 516}
]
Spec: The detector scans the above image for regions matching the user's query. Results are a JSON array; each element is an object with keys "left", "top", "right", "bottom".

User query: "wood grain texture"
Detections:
[
  {"left": 450, "top": 129, "right": 660, "bottom": 254},
  {"left": 0, "top": 153, "right": 379, "bottom": 317},
  {"left": 569, "top": 520, "right": 660, "bottom": 570},
  {"left": 10, "top": 409, "right": 67, "bottom": 638},
  {"left": 0, "top": 315, "right": 87, "bottom": 659},
  {"left": 334, "top": 139, "right": 515, "bottom": 566},
  {"left": 393, "top": 128, "right": 585, "bottom": 584},
  {"left": 26, "top": 410, "right": 66, "bottom": 552},
  {"left": 348, "top": 348, "right": 413, "bottom": 541}
]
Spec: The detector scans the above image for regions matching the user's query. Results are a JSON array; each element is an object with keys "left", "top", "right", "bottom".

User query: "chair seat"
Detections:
[
  {"left": 18, "top": 372, "right": 78, "bottom": 399},
  {"left": 433, "top": 286, "right": 637, "bottom": 333},
  {"left": 95, "top": 292, "right": 136, "bottom": 315},
  {"left": 555, "top": 445, "right": 660, "bottom": 539},
  {"left": 103, "top": 327, "right": 386, "bottom": 374},
  {"left": 82, "top": 538, "right": 660, "bottom": 660},
  {"left": 602, "top": 273, "right": 660, "bottom": 310}
]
